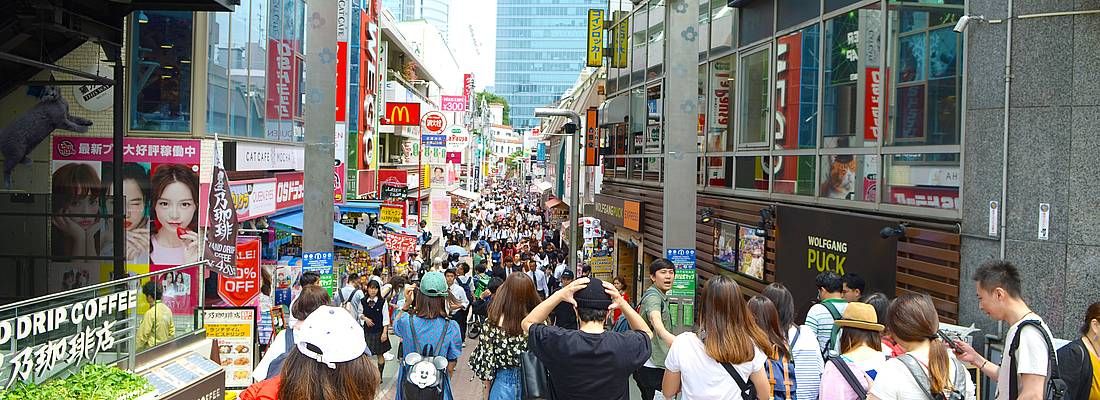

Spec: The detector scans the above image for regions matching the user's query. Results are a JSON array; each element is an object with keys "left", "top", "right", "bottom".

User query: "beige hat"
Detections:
[{"left": 834, "top": 302, "right": 885, "bottom": 332}]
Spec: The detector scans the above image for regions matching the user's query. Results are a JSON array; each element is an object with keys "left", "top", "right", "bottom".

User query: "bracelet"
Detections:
[{"left": 979, "top": 360, "right": 989, "bottom": 370}]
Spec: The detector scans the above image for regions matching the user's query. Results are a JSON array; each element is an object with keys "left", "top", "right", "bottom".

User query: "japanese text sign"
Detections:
[
  {"left": 275, "top": 172, "right": 305, "bottom": 209},
  {"left": 667, "top": 249, "right": 697, "bottom": 298},
  {"left": 441, "top": 95, "right": 467, "bottom": 112},
  {"left": 218, "top": 237, "right": 262, "bottom": 307},
  {"left": 384, "top": 233, "right": 418, "bottom": 254},
  {"left": 587, "top": 9, "right": 605, "bottom": 67},
  {"left": 379, "top": 204, "right": 405, "bottom": 224},
  {"left": 585, "top": 108, "right": 599, "bottom": 166},
  {"left": 206, "top": 164, "right": 239, "bottom": 277}
]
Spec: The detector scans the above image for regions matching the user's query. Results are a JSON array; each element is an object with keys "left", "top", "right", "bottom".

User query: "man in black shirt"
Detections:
[
  {"left": 550, "top": 270, "right": 578, "bottom": 329},
  {"left": 522, "top": 277, "right": 652, "bottom": 400}
]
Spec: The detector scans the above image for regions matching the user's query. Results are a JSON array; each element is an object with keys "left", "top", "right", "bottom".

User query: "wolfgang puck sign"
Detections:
[{"left": 774, "top": 206, "right": 897, "bottom": 312}]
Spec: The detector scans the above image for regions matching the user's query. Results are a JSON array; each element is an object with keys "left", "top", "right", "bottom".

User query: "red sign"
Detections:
[
  {"left": 889, "top": 186, "right": 958, "bottom": 210},
  {"left": 384, "top": 102, "right": 421, "bottom": 126},
  {"left": 585, "top": 108, "right": 598, "bottom": 166},
  {"left": 446, "top": 151, "right": 462, "bottom": 164},
  {"left": 385, "top": 233, "right": 418, "bottom": 254},
  {"left": 463, "top": 73, "right": 474, "bottom": 104},
  {"left": 335, "top": 41, "right": 348, "bottom": 122},
  {"left": 219, "top": 237, "right": 261, "bottom": 306},
  {"left": 334, "top": 162, "right": 346, "bottom": 204},
  {"left": 275, "top": 171, "right": 305, "bottom": 209},
  {"left": 357, "top": 169, "right": 378, "bottom": 198},
  {"left": 422, "top": 111, "right": 447, "bottom": 134},
  {"left": 864, "top": 67, "right": 885, "bottom": 141}
]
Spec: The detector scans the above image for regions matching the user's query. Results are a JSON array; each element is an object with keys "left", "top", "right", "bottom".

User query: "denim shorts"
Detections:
[{"left": 489, "top": 367, "right": 523, "bottom": 400}]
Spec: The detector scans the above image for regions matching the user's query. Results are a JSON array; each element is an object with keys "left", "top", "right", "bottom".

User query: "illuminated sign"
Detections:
[{"left": 384, "top": 102, "right": 421, "bottom": 126}]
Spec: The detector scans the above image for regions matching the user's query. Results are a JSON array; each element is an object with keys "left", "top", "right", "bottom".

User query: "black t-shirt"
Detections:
[
  {"left": 550, "top": 302, "right": 578, "bottom": 330},
  {"left": 528, "top": 324, "right": 651, "bottom": 400}
]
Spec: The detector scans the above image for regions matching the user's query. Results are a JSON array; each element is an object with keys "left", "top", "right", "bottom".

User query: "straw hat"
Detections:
[{"left": 834, "top": 302, "right": 885, "bottom": 332}]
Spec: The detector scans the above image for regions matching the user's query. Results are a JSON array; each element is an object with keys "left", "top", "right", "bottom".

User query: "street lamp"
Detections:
[{"left": 534, "top": 108, "right": 582, "bottom": 273}]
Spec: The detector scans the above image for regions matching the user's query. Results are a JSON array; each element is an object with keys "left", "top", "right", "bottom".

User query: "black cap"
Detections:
[
  {"left": 574, "top": 278, "right": 612, "bottom": 310},
  {"left": 560, "top": 270, "right": 575, "bottom": 280}
]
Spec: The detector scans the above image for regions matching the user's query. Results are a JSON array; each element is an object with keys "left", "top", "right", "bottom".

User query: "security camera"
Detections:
[{"left": 953, "top": 15, "right": 986, "bottom": 33}]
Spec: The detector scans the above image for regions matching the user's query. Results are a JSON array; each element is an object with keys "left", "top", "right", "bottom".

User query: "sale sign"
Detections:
[
  {"left": 384, "top": 233, "right": 418, "bottom": 253},
  {"left": 441, "top": 95, "right": 467, "bottom": 111},
  {"left": 219, "top": 237, "right": 261, "bottom": 307}
]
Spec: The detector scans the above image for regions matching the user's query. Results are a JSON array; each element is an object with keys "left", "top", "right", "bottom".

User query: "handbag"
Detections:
[{"left": 519, "top": 350, "right": 551, "bottom": 399}]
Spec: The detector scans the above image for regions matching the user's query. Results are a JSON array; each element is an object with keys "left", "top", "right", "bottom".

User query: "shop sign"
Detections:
[
  {"left": 422, "top": 134, "right": 447, "bottom": 148},
  {"left": 667, "top": 249, "right": 696, "bottom": 298},
  {"left": 274, "top": 172, "right": 305, "bottom": 209},
  {"left": 219, "top": 238, "right": 262, "bottom": 307},
  {"left": 229, "top": 142, "right": 304, "bottom": 171},
  {"left": 585, "top": 108, "right": 599, "bottom": 166},
  {"left": 586, "top": 9, "right": 604, "bottom": 67},
  {"left": 441, "top": 95, "right": 467, "bottom": 112},
  {"left": 463, "top": 74, "right": 474, "bottom": 104},
  {"left": 335, "top": 0, "right": 349, "bottom": 122},
  {"left": 612, "top": 11, "right": 628, "bottom": 68},
  {"left": 206, "top": 163, "right": 239, "bottom": 277},
  {"left": 334, "top": 161, "right": 346, "bottom": 204},
  {"left": 379, "top": 204, "right": 405, "bottom": 224},
  {"left": 589, "top": 256, "right": 613, "bottom": 280},
  {"left": 0, "top": 290, "right": 139, "bottom": 389},
  {"left": 302, "top": 252, "right": 335, "bottom": 297},
  {"left": 422, "top": 111, "right": 447, "bottom": 134},
  {"left": 381, "top": 183, "right": 408, "bottom": 204},
  {"left": 445, "top": 151, "right": 462, "bottom": 164},
  {"left": 889, "top": 186, "right": 958, "bottom": 210},
  {"left": 445, "top": 126, "right": 470, "bottom": 152},
  {"left": 384, "top": 102, "right": 421, "bottom": 126},
  {"left": 385, "top": 233, "right": 417, "bottom": 254},
  {"left": 73, "top": 64, "right": 114, "bottom": 112},
  {"left": 774, "top": 206, "right": 897, "bottom": 314},
  {"left": 592, "top": 194, "right": 642, "bottom": 232},
  {"left": 230, "top": 179, "right": 277, "bottom": 221},
  {"left": 202, "top": 308, "right": 257, "bottom": 389}
]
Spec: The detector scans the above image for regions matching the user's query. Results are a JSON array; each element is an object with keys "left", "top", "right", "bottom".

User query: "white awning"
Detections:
[
  {"left": 449, "top": 188, "right": 481, "bottom": 201},
  {"left": 530, "top": 181, "right": 553, "bottom": 193}
]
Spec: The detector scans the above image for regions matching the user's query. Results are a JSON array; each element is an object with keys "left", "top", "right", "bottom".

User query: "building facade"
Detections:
[
  {"left": 494, "top": 0, "right": 605, "bottom": 130},
  {"left": 381, "top": 0, "right": 450, "bottom": 39},
  {"left": 592, "top": 0, "right": 1098, "bottom": 344}
]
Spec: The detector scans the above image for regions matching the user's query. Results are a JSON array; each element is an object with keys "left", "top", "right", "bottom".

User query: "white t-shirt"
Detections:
[
  {"left": 665, "top": 332, "right": 766, "bottom": 400},
  {"left": 995, "top": 315, "right": 1053, "bottom": 400},
  {"left": 870, "top": 351, "right": 976, "bottom": 400}
]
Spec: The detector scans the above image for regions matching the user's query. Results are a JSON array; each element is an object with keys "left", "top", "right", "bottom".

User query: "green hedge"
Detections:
[{"left": 1, "top": 364, "right": 152, "bottom": 400}]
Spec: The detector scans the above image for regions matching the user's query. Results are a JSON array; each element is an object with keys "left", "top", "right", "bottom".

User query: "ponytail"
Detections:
[{"left": 927, "top": 336, "right": 952, "bottom": 393}]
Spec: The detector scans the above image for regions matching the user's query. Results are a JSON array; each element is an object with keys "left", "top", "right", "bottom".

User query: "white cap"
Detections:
[{"left": 296, "top": 306, "right": 369, "bottom": 369}]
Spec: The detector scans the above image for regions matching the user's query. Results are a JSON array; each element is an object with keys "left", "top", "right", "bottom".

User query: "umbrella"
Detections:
[
  {"left": 445, "top": 245, "right": 469, "bottom": 256},
  {"left": 476, "top": 240, "right": 491, "bottom": 252}
]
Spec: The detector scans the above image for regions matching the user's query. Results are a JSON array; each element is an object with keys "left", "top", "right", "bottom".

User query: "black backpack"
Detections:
[
  {"left": 1008, "top": 320, "right": 1067, "bottom": 400},
  {"left": 265, "top": 328, "right": 295, "bottom": 380},
  {"left": 400, "top": 318, "right": 451, "bottom": 400}
]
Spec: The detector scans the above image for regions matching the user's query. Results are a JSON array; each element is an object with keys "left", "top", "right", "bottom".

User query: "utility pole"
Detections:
[{"left": 303, "top": 1, "right": 338, "bottom": 254}]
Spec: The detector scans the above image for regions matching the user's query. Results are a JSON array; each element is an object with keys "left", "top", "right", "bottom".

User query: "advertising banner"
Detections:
[
  {"left": 589, "top": 255, "right": 613, "bottom": 280},
  {"left": 302, "top": 252, "right": 335, "bottom": 297},
  {"left": 667, "top": 249, "right": 697, "bottom": 298},
  {"left": 228, "top": 178, "right": 277, "bottom": 221},
  {"left": 384, "top": 102, "right": 421, "bottom": 126},
  {"left": 445, "top": 126, "right": 471, "bottom": 152},
  {"left": 441, "top": 95, "right": 467, "bottom": 112},
  {"left": 206, "top": 162, "right": 239, "bottom": 277},
  {"left": 463, "top": 73, "right": 474, "bottom": 104},
  {"left": 384, "top": 233, "right": 418, "bottom": 254},
  {"left": 430, "top": 195, "right": 451, "bottom": 226},
  {"left": 265, "top": 0, "right": 301, "bottom": 141},
  {"left": 586, "top": 9, "right": 605, "bottom": 67},
  {"left": 774, "top": 206, "right": 897, "bottom": 317},
  {"left": 612, "top": 11, "right": 629, "bottom": 68},
  {"left": 357, "top": 0, "right": 381, "bottom": 172},
  {"left": 585, "top": 108, "right": 599, "bottom": 166},
  {"left": 218, "top": 237, "right": 261, "bottom": 307},
  {"left": 274, "top": 172, "right": 305, "bottom": 209},
  {"left": 203, "top": 308, "right": 257, "bottom": 389},
  {"left": 422, "top": 135, "right": 447, "bottom": 148},
  {"left": 381, "top": 183, "right": 408, "bottom": 204},
  {"left": 379, "top": 204, "right": 405, "bottom": 224}
]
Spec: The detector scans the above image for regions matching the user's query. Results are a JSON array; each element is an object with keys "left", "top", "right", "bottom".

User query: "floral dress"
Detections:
[{"left": 469, "top": 323, "right": 528, "bottom": 381}]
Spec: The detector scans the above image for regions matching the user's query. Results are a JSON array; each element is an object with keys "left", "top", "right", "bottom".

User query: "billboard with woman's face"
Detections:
[{"left": 51, "top": 136, "right": 202, "bottom": 315}]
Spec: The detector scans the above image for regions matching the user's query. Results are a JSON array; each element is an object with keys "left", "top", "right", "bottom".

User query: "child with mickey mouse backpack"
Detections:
[{"left": 394, "top": 271, "right": 463, "bottom": 400}]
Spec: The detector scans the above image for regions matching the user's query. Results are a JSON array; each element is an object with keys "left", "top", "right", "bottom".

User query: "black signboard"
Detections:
[
  {"left": 381, "top": 183, "right": 408, "bottom": 204},
  {"left": 774, "top": 206, "right": 897, "bottom": 317}
]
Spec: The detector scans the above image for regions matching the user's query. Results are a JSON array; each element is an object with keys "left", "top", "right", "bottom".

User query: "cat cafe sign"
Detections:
[
  {"left": 774, "top": 206, "right": 897, "bottom": 313},
  {"left": 72, "top": 64, "right": 114, "bottom": 112}
]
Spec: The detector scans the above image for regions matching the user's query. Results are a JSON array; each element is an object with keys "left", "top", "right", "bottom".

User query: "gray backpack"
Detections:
[{"left": 896, "top": 354, "right": 968, "bottom": 400}]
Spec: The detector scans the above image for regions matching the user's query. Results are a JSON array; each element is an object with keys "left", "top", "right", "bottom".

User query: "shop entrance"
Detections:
[{"left": 616, "top": 238, "right": 638, "bottom": 302}]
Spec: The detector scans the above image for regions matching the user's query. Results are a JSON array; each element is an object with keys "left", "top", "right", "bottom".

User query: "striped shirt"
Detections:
[
  {"left": 805, "top": 299, "right": 848, "bottom": 353},
  {"left": 788, "top": 325, "right": 825, "bottom": 400}
]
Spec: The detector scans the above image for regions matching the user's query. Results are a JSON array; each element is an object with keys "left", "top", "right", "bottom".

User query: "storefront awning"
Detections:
[
  {"left": 545, "top": 198, "right": 566, "bottom": 209},
  {"left": 339, "top": 201, "right": 382, "bottom": 214},
  {"left": 271, "top": 211, "right": 387, "bottom": 257},
  {"left": 449, "top": 189, "right": 480, "bottom": 202},
  {"left": 530, "top": 181, "right": 553, "bottom": 193}
]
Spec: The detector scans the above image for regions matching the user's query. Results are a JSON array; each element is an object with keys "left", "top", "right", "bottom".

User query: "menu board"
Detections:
[{"left": 203, "top": 308, "right": 257, "bottom": 389}]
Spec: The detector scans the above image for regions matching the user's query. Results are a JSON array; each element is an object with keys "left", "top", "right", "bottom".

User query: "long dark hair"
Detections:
[
  {"left": 886, "top": 294, "right": 949, "bottom": 394},
  {"left": 761, "top": 283, "right": 797, "bottom": 336},
  {"left": 149, "top": 163, "right": 199, "bottom": 234},
  {"left": 748, "top": 296, "right": 788, "bottom": 359},
  {"left": 699, "top": 275, "right": 772, "bottom": 363},
  {"left": 277, "top": 347, "right": 378, "bottom": 400},
  {"left": 488, "top": 272, "right": 542, "bottom": 336}
]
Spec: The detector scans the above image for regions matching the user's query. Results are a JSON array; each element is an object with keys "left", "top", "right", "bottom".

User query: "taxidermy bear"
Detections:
[{"left": 0, "top": 86, "right": 92, "bottom": 188}]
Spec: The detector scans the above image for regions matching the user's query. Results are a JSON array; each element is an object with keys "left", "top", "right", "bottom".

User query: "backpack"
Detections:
[
  {"left": 828, "top": 355, "right": 869, "bottom": 400},
  {"left": 766, "top": 331, "right": 801, "bottom": 400},
  {"left": 265, "top": 329, "right": 295, "bottom": 380},
  {"left": 472, "top": 273, "right": 490, "bottom": 299},
  {"left": 1008, "top": 320, "right": 1068, "bottom": 400},
  {"left": 896, "top": 354, "right": 968, "bottom": 400},
  {"left": 401, "top": 318, "right": 452, "bottom": 400},
  {"left": 335, "top": 287, "right": 361, "bottom": 319},
  {"left": 821, "top": 301, "right": 843, "bottom": 358},
  {"left": 722, "top": 362, "right": 758, "bottom": 400}
]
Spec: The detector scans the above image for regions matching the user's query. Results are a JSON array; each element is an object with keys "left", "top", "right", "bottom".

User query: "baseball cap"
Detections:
[
  {"left": 560, "top": 270, "right": 575, "bottom": 280},
  {"left": 419, "top": 271, "right": 450, "bottom": 297},
  {"left": 296, "top": 306, "right": 370, "bottom": 369},
  {"left": 574, "top": 278, "right": 613, "bottom": 310}
]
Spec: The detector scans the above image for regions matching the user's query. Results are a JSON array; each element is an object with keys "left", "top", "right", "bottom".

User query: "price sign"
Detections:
[{"left": 218, "top": 237, "right": 262, "bottom": 307}]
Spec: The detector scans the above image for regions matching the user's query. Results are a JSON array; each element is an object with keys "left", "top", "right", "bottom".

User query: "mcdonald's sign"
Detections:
[{"left": 384, "top": 102, "right": 421, "bottom": 126}]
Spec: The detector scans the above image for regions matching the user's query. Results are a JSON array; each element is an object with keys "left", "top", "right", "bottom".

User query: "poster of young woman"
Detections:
[{"left": 51, "top": 136, "right": 202, "bottom": 314}]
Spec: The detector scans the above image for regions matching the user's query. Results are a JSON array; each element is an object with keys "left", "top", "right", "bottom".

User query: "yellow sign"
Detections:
[
  {"left": 612, "top": 11, "right": 628, "bottom": 68},
  {"left": 590, "top": 256, "right": 614, "bottom": 280},
  {"left": 379, "top": 205, "right": 404, "bottom": 224},
  {"left": 587, "top": 9, "right": 605, "bottom": 67},
  {"left": 206, "top": 323, "right": 251, "bottom": 338}
]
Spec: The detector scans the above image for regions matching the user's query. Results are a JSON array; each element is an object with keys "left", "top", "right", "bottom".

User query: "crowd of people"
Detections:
[{"left": 236, "top": 177, "right": 1100, "bottom": 400}]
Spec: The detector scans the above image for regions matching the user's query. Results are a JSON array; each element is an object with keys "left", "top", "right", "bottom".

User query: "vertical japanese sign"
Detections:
[
  {"left": 666, "top": 249, "right": 696, "bottom": 298},
  {"left": 463, "top": 73, "right": 474, "bottom": 104},
  {"left": 206, "top": 161, "right": 239, "bottom": 277},
  {"left": 587, "top": 9, "right": 605, "bottom": 67},
  {"left": 203, "top": 308, "right": 257, "bottom": 389},
  {"left": 585, "top": 107, "right": 599, "bottom": 166},
  {"left": 358, "top": 0, "right": 381, "bottom": 173},
  {"left": 612, "top": 11, "right": 628, "bottom": 68},
  {"left": 266, "top": 0, "right": 301, "bottom": 141}
]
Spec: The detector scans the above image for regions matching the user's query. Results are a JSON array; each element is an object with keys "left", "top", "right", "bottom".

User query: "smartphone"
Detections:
[{"left": 937, "top": 330, "right": 964, "bottom": 354}]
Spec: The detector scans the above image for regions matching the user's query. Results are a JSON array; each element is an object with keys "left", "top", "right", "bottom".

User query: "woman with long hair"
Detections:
[
  {"left": 862, "top": 292, "right": 904, "bottom": 357},
  {"left": 819, "top": 302, "right": 888, "bottom": 400},
  {"left": 240, "top": 305, "right": 379, "bottom": 400},
  {"left": 867, "top": 294, "right": 974, "bottom": 400},
  {"left": 762, "top": 283, "right": 824, "bottom": 400},
  {"left": 469, "top": 272, "right": 543, "bottom": 399},
  {"left": 1057, "top": 302, "right": 1100, "bottom": 400},
  {"left": 611, "top": 276, "right": 631, "bottom": 322},
  {"left": 148, "top": 164, "right": 200, "bottom": 265},
  {"left": 662, "top": 275, "right": 771, "bottom": 400},
  {"left": 748, "top": 296, "right": 796, "bottom": 400}
]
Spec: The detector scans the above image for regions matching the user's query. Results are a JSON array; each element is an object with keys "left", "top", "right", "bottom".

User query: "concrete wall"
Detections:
[{"left": 961, "top": 0, "right": 1100, "bottom": 338}]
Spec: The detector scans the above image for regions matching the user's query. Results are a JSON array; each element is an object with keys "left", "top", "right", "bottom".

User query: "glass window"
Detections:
[
  {"left": 825, "top": 0, "right": 862, "bottom": 13},
  {"left": 819, "top": 154, "right": 879, "bottom": 201},
  {"left": 735, "top": 156, "right": 768, "bottom": 190},
  {"left": 822, "top": 4, "right": 882, "bottom": 149},
  {"left": 229, "top": 0, "right": 251, "bottom": 136},
  {"left": 771, "top": 155, "right": 816, "bottom": 195},
  {"left": 710, "top": 2, "right": 734, "bottom": 54},
  {"left": 647, "top": 5, "right": 665, "bottom": 81},
  {"left": 887, "top": 1, "right": 963, "bottom": 146},
  {"left": 644, "top": 85, "right": 662, "bottom": 173},
  {"left": 629, "top": 87, "right": 646, "bottom": 155},
  {"left": 707, "top": 54, "right": 735, "bottom": 152},
  {"left": 207, "top": 12, "right": 230, "bottom": 134},
  {"left": 774, "top": 25, "right": 819, "bottom": 150},
  {"left": 884, "top": 153, "right": 960, "bottom": 209},
  {"left": 631, "top": 9, "right": 647, "bottom": 84},
  {"left": 130, "top": 11, "right": 193, "bottom": 132},
  {"left": 247, "top": 0, "right": 268, "bottom": 138},
  {"left": 778, "top": 0, "right": 818, "bottom": 31},
  {"left": 739, "top": 0, "right": 774, "bottom": 47},
  {"left": 698, "top": 0, "right": 710, "bottom": 60},
  {"left": 707, "top": 156, "right": 733, "bottom": 188},
  {"left": 739, "top": 49, "right": 770, "bottom": 147}
]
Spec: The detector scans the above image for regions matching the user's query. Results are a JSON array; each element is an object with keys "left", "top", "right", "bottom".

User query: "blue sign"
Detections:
[
  {"left": 302, "top": 251, "right": 334, "bottom": 270},
  {"left": 537, "top": 143, "right": 547, "bottom": 161},
  {"left": 422, "top": 134, "right": 447, "bottom": 147}
]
